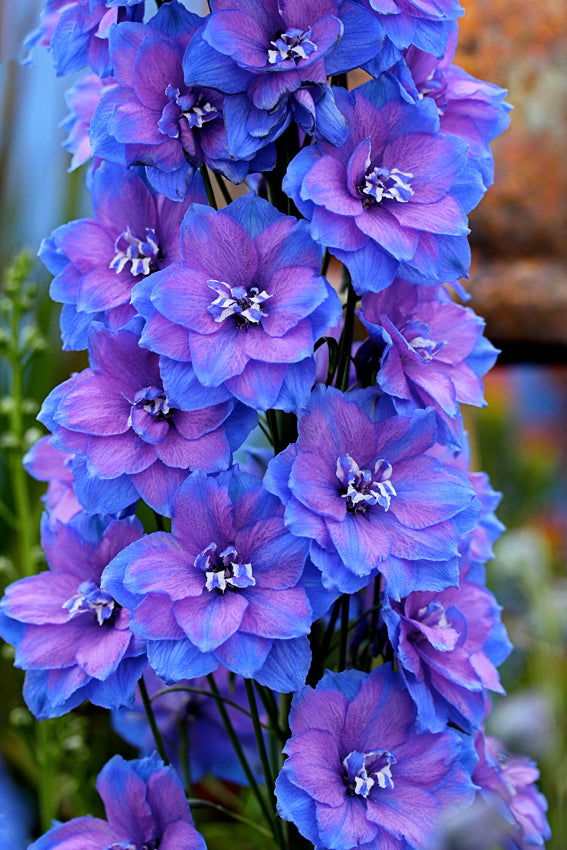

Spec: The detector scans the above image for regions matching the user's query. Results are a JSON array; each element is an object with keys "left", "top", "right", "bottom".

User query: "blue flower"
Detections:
[
  {"left": 284, "top": 80, "right": 482, "bottom": 293},
  {"left": 0, "top": 514, "right": 146, "bottom": 719},
  {"left": 102, "top": 466, "right": 316, "bottom": 692},
  {"left": 133, "top": 194, "right": 341, "bottom": 413},
  {"left": 265, "top": 385, "right": 480, "bottom": 596},
  {"left": 29, "top": 753, "right": 206, "bottom": 850},
  {"left": 39, "top": 161, "right": 206, "bottom": 350},
  {"left": 276, "top": 664, "right": 477, "bottom": 849},
  {"left": 38, "top": 325, "right": 257, "bottom": 516}
]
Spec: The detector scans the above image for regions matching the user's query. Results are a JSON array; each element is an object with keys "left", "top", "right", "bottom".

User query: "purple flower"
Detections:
[
  {"left": 29, "top": 753, "right": 206, "bottom": 850},
  {"left": 392, "top": 27, "right": 511, "bottom": 188},
  {"left": 284, "top": 80, "right": 480, "bottom": 293},
  {"left": 134, "top": 194, "right": 341, "bottom": 413},
  {"left": 61, "top": 72, "right": 119, "bottom": 171},
  {"left": 276, "top": 664, "right": 476, "bottom": 849},
  {"left": 361, "top": 0, "right": 464, "bottom": 75},
  {"left": 382, "top": 556, "right": 513, "bottom": 732},
  {"left": 23, "top": 436, "right": 82, "bottom": 525},
  {"left": 113, "top": 666, "right": 265, "bottom": 785},
  {"left": 183, "top": 0, "right": 383, "bottom": 151},
  {"left": 91, "top": 1, "right": 264, "bottom": 198},
  {"left": 24, "top": 0, "right": 145, "bottom": 77},
  {"left": 102, "top": 466, "right": 315, "bottom": 692},
  {"left": 38, "top": 325, "right": 257, "bottom": 516},
  {"left": 40, "top": 161, "right": 206, "bottom": 350},
  {"left": 472, "top": 732, "right": 551, "bottom": 850},
  {"left": 265, "top": 385, "right": 480, "bottom": 595},
  {"left": 356, "top": 279, "right": 498, "bottom": 419},
  {"left": 0, "top": 514, "right": 146, "bottom": 719}
]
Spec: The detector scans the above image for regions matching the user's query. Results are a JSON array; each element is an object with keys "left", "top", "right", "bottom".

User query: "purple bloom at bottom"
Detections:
[
  {"left": 0, "top": 514, "right": 146, "bottom": 719},
  {"left": 472, "top": 732, "right": 551, "bottom": 850},
  {"left": 103, "top": 466, "right": 318, "bottom": 692},
  {"left": 276, "top": 664, "right": 476, "bottom": 850},
  {"left": 29, "top": 753, "right": 206, "bottom": 850}
]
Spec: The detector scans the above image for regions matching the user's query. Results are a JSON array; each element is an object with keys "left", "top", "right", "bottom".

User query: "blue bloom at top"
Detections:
[
  {"left": 284, "top": 80, "right": 482, "bottom": 293},
  {"left": 24, "top": 0, "right": 145, "bottom": 78},
  {"left": 39, "top": 161, "right": 206, "bottom": 350},
  {"left": 0, "top": 513, "right": 147, "bottom": 719},
  {"left": 276, "top": 664, "right": 476, "bottom": 850},
  {"left": 91, "top": 0, "right": 272, "bottom": 199},
  {"left": 360, "top": 0, "right": 464, "bottom": 76},
  {"left": 265, "top": 385, "right": 480, "bottom": 596},
  {"left": 134, "top": 194, "right": 341, "bottom": 413},
  {"left": 102, "top": 466, "right": 318, "bottom": 692},
  {"left": 29, "top": 753, "right": 206, "bottom": 850},
  {"left": 183, "top": 0, "right": 383, "bottom": 151}
]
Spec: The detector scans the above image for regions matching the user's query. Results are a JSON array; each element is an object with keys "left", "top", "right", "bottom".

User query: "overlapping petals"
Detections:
[
  {"left": 102, "top": 466, "right": 317, "bottom": 692},
  {"left": 0, "top": 514, "right": 146, "bottom": 719}
]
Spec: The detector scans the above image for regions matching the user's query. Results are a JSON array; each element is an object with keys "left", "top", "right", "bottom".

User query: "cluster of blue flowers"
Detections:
[{"left": 4, "top": 1, "right": 552, "bottom": 848}]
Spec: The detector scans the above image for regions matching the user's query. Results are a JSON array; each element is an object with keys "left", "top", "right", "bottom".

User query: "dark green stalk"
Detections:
[
  {"left": 365, "top": 574, "right": 382, "bottom": 673},
  {"left": 214, "top": 171, "right": 233, "bottom": 206},
  {"left": 254, "top": 682, "right": 283, "bottom": 740},
  {"left": 178, "top": 718, "right": 191, "bottom": 793},
  {"left": 151, "top": 685, "right": 270, "bottom": 731},
  {"left": 201, "top": 167, "right": 218, "bottom": 210},
  {"left": 328, "top": 603, "right": 383, "bottom": 656},
  {"left": 335, "top": 274, "right": 357, "bottom": 392},
  {"left": 244, "top": 679, "right": 279, "bottom": 835},
  {"left": 139, "top": 676, "right": 169, "bottom": 765},
  {"left": 321, "top": 248, "right": 331, "bottom": 277},
  {"left": 187, "top": 798, "right": 273, "bottom": 838},
  {"left": 338, "top": 594, "right": 350, "bottom": 672},
  {"left": 266, "top": 409, "right": 281, "bottom": 453},
  {"left": 207, "top": 674, "right": 275, "bottom": 832}
]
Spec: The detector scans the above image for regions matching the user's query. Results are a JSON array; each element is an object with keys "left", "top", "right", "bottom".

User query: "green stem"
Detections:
[
  {"left": 321, "top": 248, "right": 331, "bottom": 277},
  {"left": 335, "top": 273, "right": 357, "bottom": 393},
  {"left": 254, "top": 683, "right": 283, "bottom": 740},
  {"left": 244, "top": 679, "right": 277, "bottom": 807},
  {"left": 201, "top": 167, "right": 218, "bottom": 210},
  {"left": 178, "top": 717, "right": 191, "bottom": 794},
  {"left": 187, "top": 798, "right": 273, "bottom": 838},
  {"left": 37, "top": 721, "right": 54, "bottom": 833},
  {"left": 214, "top": 171, "right": 233, "bottom": 206},
  {"left": 139, "top": 676, "right": 169, "bottom": 765},
  {"left": 266, "top": 409, "right": 281, "bottom": 454},
  {"left": 207, "top": 674, "right": 275, "bottom": 832},
  {"left": 151, "top": 685, "right": 271, "bottom": 732},
  {"left": 338, "top": 594, "right": 350, "bottom": 672}
]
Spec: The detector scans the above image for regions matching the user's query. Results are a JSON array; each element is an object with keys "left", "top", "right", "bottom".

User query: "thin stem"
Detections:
[
  {"left": 338, "top": 594, "right": 350, "bottom": 672},
  {"left": 266, "top": 409, "right": 281, "bottom": 454},
  {"left": 254, "top": 682, "right": 283, "bottom": 740},
  {"left": 187, "top": 798, "right": 273, "bottom": 839},
  {"left": 151, "top": 685, "right": 271, "bottom": 732},
  {"left": 214, "top": 171, "right": 233, "bottom": 206},
  {"left": 178, "top": 718, "right": 192, "bottom": 794},
  {"left": 244, "top": 679, "right": 276, "bottom": 804},
  {"left": 207, "top": 674, "right": 275, "bottom": 831},
  {"left": 37, "top": 721, "right": 54, "bottom": 833},
  {"left": 201, "top": 167, "right": 218, "bottom": 210},
  {"left": 328, "top": 603, "right": 382, "bottom": 656},
  {"left": 139, "top": 676, "right": 169, "bottom": 765},
  {"left": 335, "top": 273, "right": 357, "bottom": 393},
  {"left": 321, "top": 248, "right": 331, "bottom": 278}
]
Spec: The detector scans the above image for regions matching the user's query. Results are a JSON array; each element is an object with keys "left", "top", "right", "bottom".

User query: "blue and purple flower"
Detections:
[
  {"left": 134, "top": 194, "right": 341, "bottom": 413},
  {"left": 276, "top": 664, "right": 476, "bottom": 849},
  {"left": 29, "top": 753, "right": 206, "bottom": 850},
  {"left": 265, "top": 385, "right": 480, "bottom": 596},
  {"left": 0, "top": 514, "right": 146, "bottom": 719},
  {"left": 102, "top": 466, "right": 316, "bottom": 692},
  {"left": 40, "top": 161, "right": 206, "bottom": 350},
  {"left": 284, "top": 80, "right": 481, "bottom": 292},
  {"left": 38, "top": 325, "right": 257, "bottom": 516}
]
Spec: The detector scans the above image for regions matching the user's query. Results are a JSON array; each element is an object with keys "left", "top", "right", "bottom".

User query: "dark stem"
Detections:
[
  {"left": 201, "top": 166, "right": 218, "bottom": 210},
  {"left": 335, "top": 272, "right": 357, "bottom": 392},
  {"left": 139, "top": 676, "right": 169, "bottom": 765},
  {"left": 244, "top": 679, "right": 284, "bottom": 848},
  {"left": 214, "top": 171, "right": 233, "bottom": 206},
  {"left": 151, "top": 685, "right": 270, "bottom": 731},
  {"left": 207, "top": 675, "right": 276, "bottom": 833},
  {"left": 254, "top": 682, "right": 284, "bottom": 741},
  {"left": 266, "top": 409, "right": 281, "bottom": 453},
  {"left": 187, "top": 798, "right": 273, "bottom": 838}
]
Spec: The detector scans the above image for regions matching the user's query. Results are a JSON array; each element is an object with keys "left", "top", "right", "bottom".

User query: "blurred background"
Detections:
[{"left": 0, "top": 0, "right": 566, "bottom": 846}]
